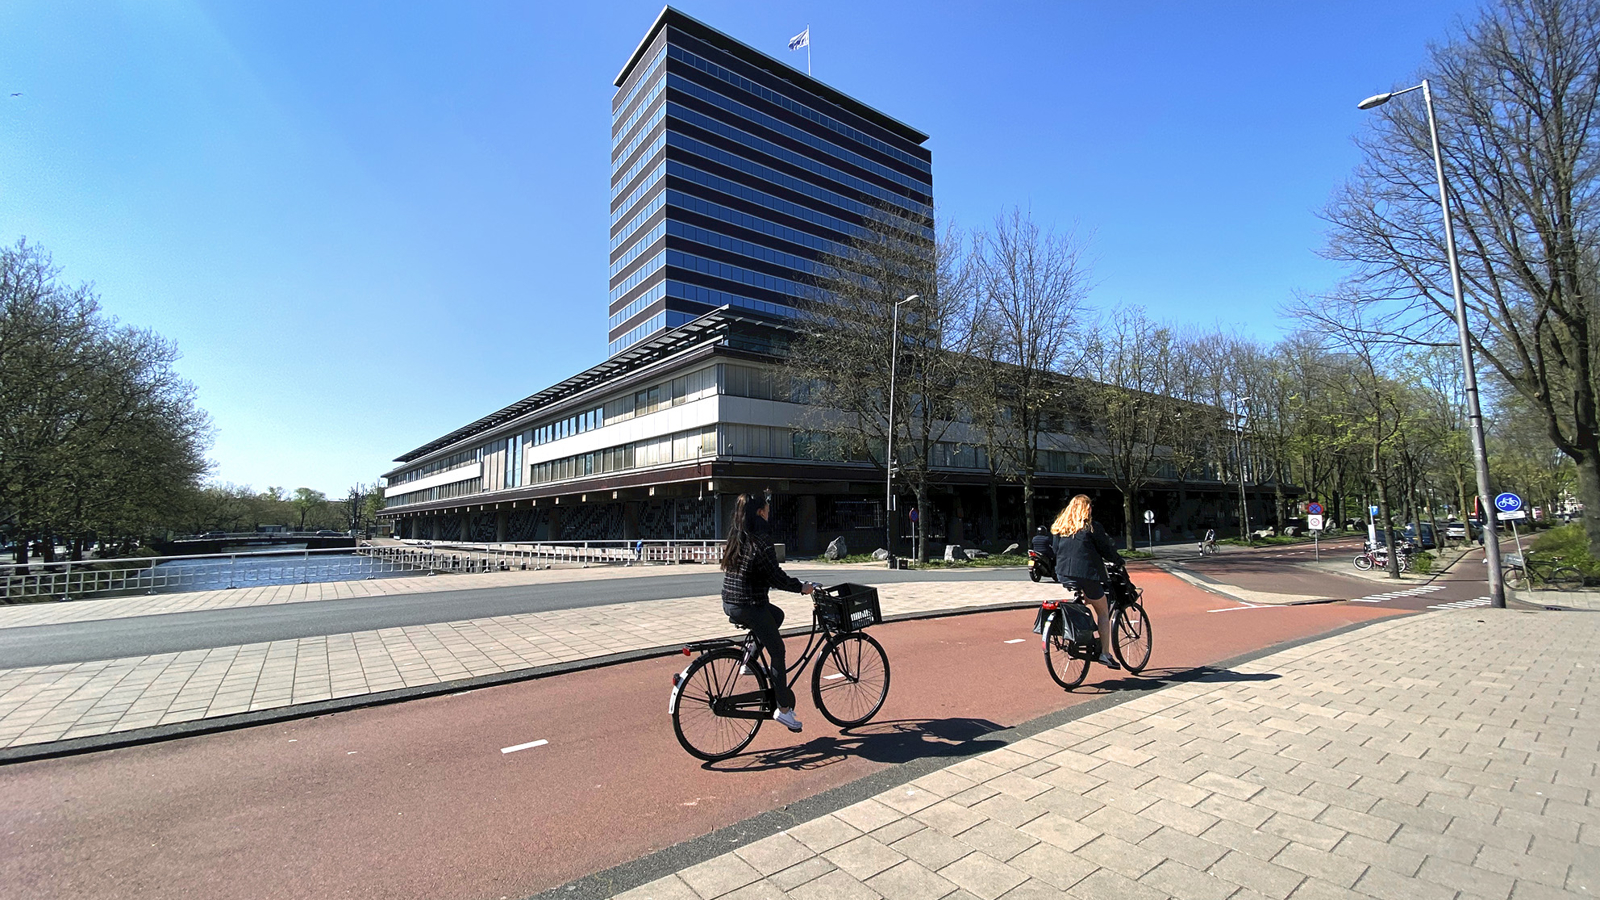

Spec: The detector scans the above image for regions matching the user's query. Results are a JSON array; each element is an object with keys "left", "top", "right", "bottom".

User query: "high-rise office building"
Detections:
[{"left": 606, "top": 7, "right": 934, "bottom": 355}]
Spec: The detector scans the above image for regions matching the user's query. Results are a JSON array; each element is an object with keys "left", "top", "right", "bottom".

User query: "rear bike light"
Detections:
[
  {"left": 672, "top": 673, "right": 681, "bottom": 687},
  {"left": 682, "top": 647, "right": 692, "bottom": 656}
]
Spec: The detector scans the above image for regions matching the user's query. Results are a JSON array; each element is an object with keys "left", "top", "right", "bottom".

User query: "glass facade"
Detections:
[{"left": 607, "top": 15, "right": 933, "bottom": 354}]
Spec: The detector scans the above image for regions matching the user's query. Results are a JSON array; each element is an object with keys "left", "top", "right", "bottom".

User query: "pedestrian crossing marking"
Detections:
[
  {"left": 1348, "top": 585, "right": 1447, "bottom": 603},
  {"left": 1427, "top": 597, "right": 1492, "bottom": 610}
]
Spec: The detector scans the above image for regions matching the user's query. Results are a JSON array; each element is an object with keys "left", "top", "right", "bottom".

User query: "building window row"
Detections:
[
  {"left": 532, "top": 405, "right": 604, "bottom": 447},
  {"left": 612, "top": 163, "right": 665, "bottom": 225},
  {"left": 610, "top": 221, "right": 667, "bottom": 278},
  {"left": 386, "top": 477, "right": 484, "bottom": 509},
  {"left": 390, "top": 446, "right": 483, "bottom": 484},
  {"left": 667, "top": 45, "right": 930, "bottom": 173},
  {"left": 611, "top": 105, "right": 666, "bottom": 183},
  {"left": 610, "top": 250, "right": 665, "bottom": 303},
  {"left": 611, "top": 190, "right": 667, "bottom": 251},
  {"left": 611, "top": 133, "right": 666, "bottom": 200},
  {"left": 506, "top": 433, "right": 525, "bottom": 487},
  {"left": 666, "top": 276, "right": 800, "bottom": 321},
  {"left": 667, "top": 130, "right": 916, "bottom": 228},
  {"left": 666, "top": 189, "right": 849, "bottom": 257},
  {"left": 667, "top": 101, "right": 931, "bottom": 213},
  {"left": 608, "top": 309, "right": 695, "bottom": 355},
  {"left": 612, "top": 44, "right": 668, "bottom": 127},
  {"left": 667, "top": 249, "right": 810, "bottom": 300},
  {"left": 609, "top": 282, "right": 667, "bottom": 330},
  {"left": 669, "top": 220, "right": 818, "bottom": 277},
  {"left": 530, "top": 426, "right": 717, "bottom": 486},
  {"left": 613, "top": 66, "right": 667, "bottom": 146},
  {"left": 670, "top": 162, "right": 876, "bottom": 244},
  {"left": 668, "top": 74, "right": 930, "bottom": 198}
]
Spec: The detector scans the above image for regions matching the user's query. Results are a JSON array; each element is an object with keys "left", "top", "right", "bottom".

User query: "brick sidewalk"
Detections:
[
  {"left": 0, "top": 575, "right": 1035, "bottom": 751},
  {"left": 620, "top": 608, "right": 1598, "bottom": 900}
]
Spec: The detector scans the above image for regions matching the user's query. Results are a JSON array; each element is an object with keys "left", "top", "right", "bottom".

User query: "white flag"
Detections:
[{"left": 788, "top": 28, "right": 809, "bottom": 51}]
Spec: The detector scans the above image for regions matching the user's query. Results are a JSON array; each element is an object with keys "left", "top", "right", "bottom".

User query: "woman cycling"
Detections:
[
  {"left": 1051, "top": 494, "right": 1124, "bottom": 669},
  {"left": 721, "top": 492, "right": 814, "bottom": 732}
]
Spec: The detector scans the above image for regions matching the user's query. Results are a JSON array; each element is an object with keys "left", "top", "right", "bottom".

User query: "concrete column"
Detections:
[
  {"left": 460, "top": 511, "right": 472, "bottom": 541},
  {"left": 797, "top": 495, "right": 818, "bottom": 554},
  {"left": 548, "top": 506, "right": 563, "bottom": 541},
  {"left": 495, "top": 509, "right": 507, "bottom": 543},
  {"left": 430, "top": 516, "right": 441, "bottom": 541},
  {"left": 623, "top": 501, "right": 641, "bottom": 540},
  {"left": 950, "top": 493, "right": 966, "bottom": 545}
]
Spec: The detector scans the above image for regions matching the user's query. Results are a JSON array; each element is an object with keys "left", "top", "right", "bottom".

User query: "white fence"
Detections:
[{"left": 369, "top": 539, "right": 724, "bottom": 570}]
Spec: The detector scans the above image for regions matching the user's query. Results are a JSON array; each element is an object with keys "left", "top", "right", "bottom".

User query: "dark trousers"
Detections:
[{"left": 728, "top": 603, "right": 793, "bottom": 709}]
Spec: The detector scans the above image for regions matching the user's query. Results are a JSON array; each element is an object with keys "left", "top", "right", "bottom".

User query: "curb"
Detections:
[
  {"left": 0, "top": 600, "right": 1038, "bottom": 766},
  {"left": 526, "top": 614, "right": 1407, "bottom": 900}
]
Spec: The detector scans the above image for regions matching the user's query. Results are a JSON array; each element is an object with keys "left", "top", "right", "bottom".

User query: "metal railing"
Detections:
[
  {"left": 1, "top": 539, "right": 726, "bottom": 604},
  {"left": 0, "top": 547, "right": 425, "bottom": 603},
  {"left": 369, "top": 539, "right": 724, "bottom": 569}
]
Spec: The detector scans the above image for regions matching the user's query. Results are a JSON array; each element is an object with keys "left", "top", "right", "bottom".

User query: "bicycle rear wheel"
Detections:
[
  {"left": 1113, "top": 602, "right": 1153, "bottom": 674},
  {"left": 1547, "top": 566, "right": 1584, "bottom": 589},
  {"left": 671, "top": 648, "right": 768, "bottom": 761},
  {"left": 1044, "top": 611, "right": 1089, "bottom": 689},
  {"left": 812, "top": 632, "right": 890, "bottom": 727}
]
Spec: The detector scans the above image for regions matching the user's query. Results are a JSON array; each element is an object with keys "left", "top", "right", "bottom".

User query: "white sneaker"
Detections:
[{"left": 773, "top": 708, "right": 803, "bottom": 733}]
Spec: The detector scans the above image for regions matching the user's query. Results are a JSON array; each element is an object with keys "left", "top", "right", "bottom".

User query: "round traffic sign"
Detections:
[
  {"left": 1307, "top": 502, "right": 1323, "bottom": 515},
  {"left": 1143, "top": 510, "right": 1155, "bottom": 524},
  {"left": 1494, "top": 492, "right": 1522, "bottom": 513}
]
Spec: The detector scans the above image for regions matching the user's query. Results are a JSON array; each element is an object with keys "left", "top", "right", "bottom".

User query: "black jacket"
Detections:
[
  {"left": 1053, "top": 523, "right": 1123, "bottom": 582},
  {"left": 721, "top": 530, "right": 803, "bottom": 613},
  {"left": 1030, "top": 532, "right": 1054, "bottom": 557}
]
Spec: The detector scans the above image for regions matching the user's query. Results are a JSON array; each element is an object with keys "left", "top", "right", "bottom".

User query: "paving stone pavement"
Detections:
[
  {"left": 618, "top": 608, "right": 1599, "bottom": 900},
  {"left": 0, "top": 574, "right": 1036, "bottom": 750}
]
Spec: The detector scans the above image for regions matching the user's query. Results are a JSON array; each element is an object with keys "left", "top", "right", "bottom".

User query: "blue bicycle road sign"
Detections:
[{"left": 1494, "top": 492, "right": 1523, "bottom": 513}]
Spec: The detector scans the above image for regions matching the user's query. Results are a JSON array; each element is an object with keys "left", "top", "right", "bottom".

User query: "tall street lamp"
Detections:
[
  {"left": 1357, "top": 81, "right": 1505, "bottom": 607},
  {"left": 1234, "top": 396, "right": 1252, "bottom": 541},
  {"left": 885, "top": 294, "right": 919, "bottom": 567}
]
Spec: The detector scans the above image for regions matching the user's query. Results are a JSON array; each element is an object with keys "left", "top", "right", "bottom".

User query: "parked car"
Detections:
[
  {"left": 315, "top": 529, "right": 341, "bottom": 536},
  {"left": 1402, "top": 523, "right": 1437, "bottom": 550},
  {"left": 1443, "top": 520, "right": 1478, "bottom": 540}
]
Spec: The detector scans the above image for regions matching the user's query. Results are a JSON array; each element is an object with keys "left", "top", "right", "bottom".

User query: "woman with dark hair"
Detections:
[
  {"left": 721, "top": 492, "right": 814, "bottom": 732},
  {"left": 1051, "top": 494, "right": 1123, "bottom": 669}
]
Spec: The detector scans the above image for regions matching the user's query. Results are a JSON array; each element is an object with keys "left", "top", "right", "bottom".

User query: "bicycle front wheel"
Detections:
[
  {"left": 1353, "top": 555, "right": 1372, "bottom": 571},
  {"left": 1044, "top": 611, "right": 1089, "bottom": 689},
  {"left": 812, "top": 632, "right": 890, "bottom": 727},
  {"left": 671, "top": 648, "right": 768, "bottom": 761},
  {"left": 1113, "top": 602, "right": 1153, "bottom": 674}
]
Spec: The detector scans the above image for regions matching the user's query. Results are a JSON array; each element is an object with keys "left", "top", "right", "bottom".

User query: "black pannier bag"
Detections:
[{"left": 1032, "top": 601, "right": 1096, "bottom": 644}]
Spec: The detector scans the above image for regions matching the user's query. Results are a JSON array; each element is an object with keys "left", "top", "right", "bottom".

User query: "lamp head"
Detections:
[
  {"left": 901, "top": 294, "right": 920, "bottom": 305},
  {"left": 1357, "top": 92, "right": 1393, "bottom": 110}
]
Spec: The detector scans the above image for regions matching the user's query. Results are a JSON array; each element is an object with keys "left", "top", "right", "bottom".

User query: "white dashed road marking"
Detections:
[
  {"left": 1349, "top": 585, "right": 1447, "bottom": 603},
  {"left": 1003, "top": 638, "right": 1027, "bottom": 644},
  {"left": 1428, "top": 597, "right": 1492, "bottom": 610},
  {"left": 501, "top": 739, "right": 548, "bottom": 754}
]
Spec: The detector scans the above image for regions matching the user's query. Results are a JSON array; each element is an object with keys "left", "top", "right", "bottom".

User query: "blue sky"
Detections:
[{"left": 0, "top": 1, "right": 1478, "bottom": 493}]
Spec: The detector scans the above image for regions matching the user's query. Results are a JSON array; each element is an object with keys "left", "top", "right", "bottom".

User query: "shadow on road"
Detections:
[
  {"left": 1065, "top": 664, "right": 1283, "bottom": 696},
  {"left": 707, "top": 716, "right": 1007, "bottom": 772}
]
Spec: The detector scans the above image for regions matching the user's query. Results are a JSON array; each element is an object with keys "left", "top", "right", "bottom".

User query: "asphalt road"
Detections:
[
  {"left": 0, "top": 566, "right": 1405, "bottom": 900},
  {"left": 0, "top": 565, "right": 1032, "bottom": 668}
]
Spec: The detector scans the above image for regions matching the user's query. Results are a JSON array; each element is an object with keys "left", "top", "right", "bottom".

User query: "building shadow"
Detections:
[{"left": 705, "top": 716, "right": 1007, "bottom": 772}]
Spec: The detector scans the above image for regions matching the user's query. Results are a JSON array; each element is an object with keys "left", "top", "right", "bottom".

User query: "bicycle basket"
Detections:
[{"left": 816, "top": 583, "right": 881, "bottom": 632}]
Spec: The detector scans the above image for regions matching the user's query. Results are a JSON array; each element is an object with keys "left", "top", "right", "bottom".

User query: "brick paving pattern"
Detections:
[{"left": 620, "top": 609, "right": 1599, "bottom": 900}]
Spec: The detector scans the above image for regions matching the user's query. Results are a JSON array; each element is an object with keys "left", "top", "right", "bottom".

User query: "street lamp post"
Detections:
[
  {"left": 885, "top": 294, "right": 919, "bottom": 567},
  {"left": 1357, "top": 81, "right": 1505, "bottom": 607},
  {"left": 1234, "top": 396, "right": 1252, "bottom": 542}
]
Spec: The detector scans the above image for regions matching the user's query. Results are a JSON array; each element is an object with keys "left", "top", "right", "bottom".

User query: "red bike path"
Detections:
[{"left": 0, "top": 566, "right": 1407, "bottom": 900}]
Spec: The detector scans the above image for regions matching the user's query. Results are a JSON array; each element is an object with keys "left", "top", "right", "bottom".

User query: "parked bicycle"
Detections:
[
  {"left": 1503, "top": 553, "right": 1583, "bottom": 590},
  {"left": 1034, "top": 562, "right": 1153, "bottom": 689},
  {"left": 1353, "top": 540, "right": 1414, "bottom": 573},
  {"left": 669, "top": 582, "right": 891, "bottom": 761}
]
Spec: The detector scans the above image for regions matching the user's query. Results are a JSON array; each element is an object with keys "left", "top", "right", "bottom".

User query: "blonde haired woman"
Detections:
[{"left": 1050, "top": 494, "right": 1123, "bottom": 668}]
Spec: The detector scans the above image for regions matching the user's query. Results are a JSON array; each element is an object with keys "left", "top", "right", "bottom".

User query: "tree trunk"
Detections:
[
  {"left": 987, "top": 469, "right": 1000, "bottom": 546},
  {"left": 1022, "top": 465, "right": 1036, "bottom": 537},
  {"left": 1575, "top": 454, "right": 1600, "bottom": 559},
  {"left": 914, "top": 485, "right": 930, "bottom": 563},
  {"left": 1122, "top": 491, "right": 1136, "bottom": 551},
  {"left": 1374, "top": 470, "right": 1400, "bottom": 579}
]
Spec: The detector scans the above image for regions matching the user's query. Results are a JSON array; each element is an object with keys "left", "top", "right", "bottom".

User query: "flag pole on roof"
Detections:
[{"left": 788, "top": 25, "right": 810, "bottom": 75}]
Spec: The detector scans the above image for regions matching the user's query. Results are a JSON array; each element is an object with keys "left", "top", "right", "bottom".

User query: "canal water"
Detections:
[{"left": 147, "top": 552, "right": 421, "bottom": 593}]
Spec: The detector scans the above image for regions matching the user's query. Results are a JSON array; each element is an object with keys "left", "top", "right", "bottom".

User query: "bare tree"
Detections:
[
  {"left": 1321, "top": 0, "right": 1600, "bottom": 554},
  {"left": 965, "top": 209, "right": 1093, "bottom": 535},
  {"left": 785, "top": 208, "right": 975, "bottom": 562},
  {"left": 1080, "top": 308, "right": 1181, "bottom": 550}
]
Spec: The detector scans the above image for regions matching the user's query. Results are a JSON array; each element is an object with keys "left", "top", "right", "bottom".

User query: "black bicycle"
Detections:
[
  {"left": 669, "top": 583, "right": 892, "bottom": 761},
  {"left": 1035, "top": 564, "right": 1153, "bottom": 689}
]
